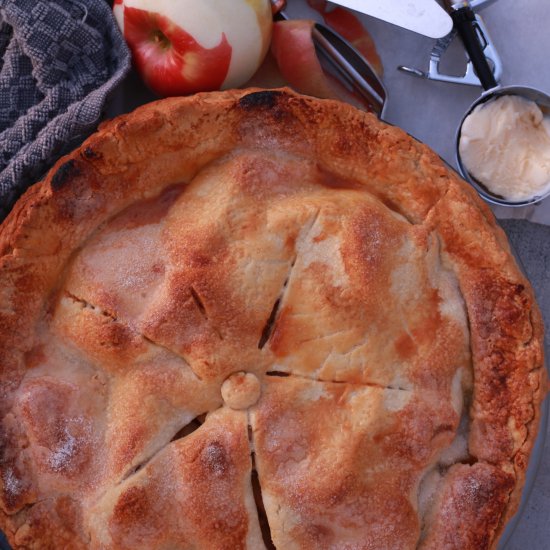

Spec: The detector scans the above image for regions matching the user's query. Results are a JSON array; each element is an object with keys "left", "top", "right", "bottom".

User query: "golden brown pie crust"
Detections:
[{"left": 0, "top": 88, "right": 546, "bottom": 549}]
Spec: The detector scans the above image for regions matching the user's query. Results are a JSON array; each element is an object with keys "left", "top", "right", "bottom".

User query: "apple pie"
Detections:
[{"left": 0, "top": 89, "right": 546, "bottom": 549}]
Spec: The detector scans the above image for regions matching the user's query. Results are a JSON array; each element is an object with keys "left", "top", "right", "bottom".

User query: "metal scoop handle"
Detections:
[
  {"left": 446, "top": 1, "right": 497, "bottom": 90},
  {"left": 398, "top": 0, "right": 502, "bottom": 87}
]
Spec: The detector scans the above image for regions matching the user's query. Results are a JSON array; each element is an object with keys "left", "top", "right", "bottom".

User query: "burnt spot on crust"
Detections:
[
  {"left": 236, "top": 90, "right": 321, "bottom": 141},
  {"left": 51, "top": 160, "right": 81, "bottom": 192},
  {"left": 82, "top": 147, "right": 102, "bottom": 160},
  {"left": 238, "top": 90, "right": 285, "bottom": 111}
]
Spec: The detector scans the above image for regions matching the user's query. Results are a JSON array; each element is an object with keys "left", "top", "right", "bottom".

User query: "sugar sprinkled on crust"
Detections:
[{"left": 0, "top": 89, "right": 545, "bottom": 549}]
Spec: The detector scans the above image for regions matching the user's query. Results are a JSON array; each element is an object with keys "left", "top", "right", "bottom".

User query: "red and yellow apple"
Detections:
[{"left": 113, "top": 0, "right": 273, "bottom": 97}]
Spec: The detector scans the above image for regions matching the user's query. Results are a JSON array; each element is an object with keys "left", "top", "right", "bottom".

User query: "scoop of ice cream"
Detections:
[{"left": 459, "top": 94, "right": 550, "bottom": 202}]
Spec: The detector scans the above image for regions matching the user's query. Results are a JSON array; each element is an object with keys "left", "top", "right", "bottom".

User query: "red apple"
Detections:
[{"left": 114, "top": 0, "right": 273, "bottom": 97}]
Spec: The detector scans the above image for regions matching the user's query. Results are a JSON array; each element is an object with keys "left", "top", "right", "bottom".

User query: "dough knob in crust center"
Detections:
[{"left": 221, "top": 372, "right": 261, "bottom": 410}]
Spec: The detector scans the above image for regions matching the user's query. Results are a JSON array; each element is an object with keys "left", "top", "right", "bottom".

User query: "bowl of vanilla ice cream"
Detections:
[{"left": 456, "top": 85, "right": 550, "bottom": 207}]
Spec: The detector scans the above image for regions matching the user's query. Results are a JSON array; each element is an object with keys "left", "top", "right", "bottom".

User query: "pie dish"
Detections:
[{"left": 0, "top": 88, "right": 546, "bottom": 549}]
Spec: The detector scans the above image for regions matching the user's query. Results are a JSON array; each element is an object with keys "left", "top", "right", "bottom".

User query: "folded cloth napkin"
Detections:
[{"left": 0, "top": 0, "right": 130, "bottom": 220}]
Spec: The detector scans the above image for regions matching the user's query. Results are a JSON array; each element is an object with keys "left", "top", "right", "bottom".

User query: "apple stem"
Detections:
[{"left": 151, "top": 29, "right": 170, "bottom": 50}]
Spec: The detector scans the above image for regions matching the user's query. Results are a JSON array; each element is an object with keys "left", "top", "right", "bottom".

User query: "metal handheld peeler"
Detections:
[
  {"left": 270, "top": 0, "right": 387, "bottom": 117},
  {"left": 398, "top": 0, "right": 503, "bottom": 88}
]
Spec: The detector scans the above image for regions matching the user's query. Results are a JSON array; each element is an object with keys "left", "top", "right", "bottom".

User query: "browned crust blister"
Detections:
[{"left": 0, "top": 88, "right": 546, "bottom": 549}]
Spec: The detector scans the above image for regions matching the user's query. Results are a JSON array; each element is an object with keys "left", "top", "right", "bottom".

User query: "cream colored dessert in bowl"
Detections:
[{"left": 459, "top": 94, "right": 550, "bottom": 202}]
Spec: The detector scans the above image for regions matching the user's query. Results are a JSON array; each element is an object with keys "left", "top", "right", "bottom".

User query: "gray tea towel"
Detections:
[{"left": 0, "top": 0, "right": 131, "bottom": 220}]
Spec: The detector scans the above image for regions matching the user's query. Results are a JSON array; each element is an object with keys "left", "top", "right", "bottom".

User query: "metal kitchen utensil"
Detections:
[
  {"left": 398, "top": 0, "right": 503, "bottom": 86},
  {"left": 272, "top": 0, "right": 388, "bottom": 117},
  {"left": 401, "top": 0, "right": 550, "bottom": 207},
  {"left": 445, "top": 1, "right": 550, "bottom": 206},
  {"left": 326, "top": 0, "right": 453, "bottom": 39}
]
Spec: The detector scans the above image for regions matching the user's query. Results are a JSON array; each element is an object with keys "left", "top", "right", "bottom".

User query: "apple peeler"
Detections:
[
  {"left": 270, "top": 0, "right": 387, "bottom": 117},
  {"left": 398, "top": 0, "right": 503, "bottom": 88}
]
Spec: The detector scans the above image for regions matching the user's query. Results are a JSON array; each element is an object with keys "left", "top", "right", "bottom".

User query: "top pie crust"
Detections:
[{"left": 0, "top": 88, "right": 546, "bottom": 549}]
